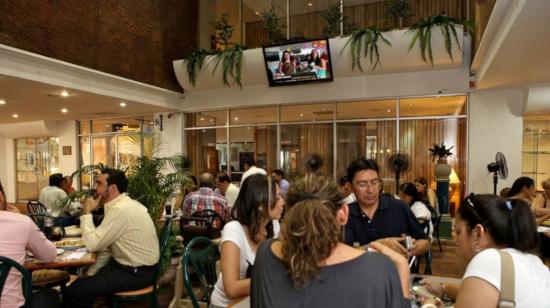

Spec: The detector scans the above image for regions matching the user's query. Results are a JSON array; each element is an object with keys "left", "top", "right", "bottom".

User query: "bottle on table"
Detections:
[{"left": 44, "top": 209, "right": 54, "bottom": 240}]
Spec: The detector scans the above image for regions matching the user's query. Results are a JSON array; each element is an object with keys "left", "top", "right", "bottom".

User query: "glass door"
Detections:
[{"left": 16, "top": 137, "right": 59, "bottom": 201}]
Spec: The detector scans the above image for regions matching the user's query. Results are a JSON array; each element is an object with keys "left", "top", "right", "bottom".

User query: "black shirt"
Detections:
[
  {"left": 344, "top": 195, "right": 427, "bottom": 246},
  {"left": 251, "top": 239, "right": 410, "bottom": 308}
]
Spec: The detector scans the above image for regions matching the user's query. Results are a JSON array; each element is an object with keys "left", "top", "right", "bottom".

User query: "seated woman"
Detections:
[
  {"left": 398, "top": 182, "right": 433, "bottom": 240},
  {"left": 506, "top": 176, "right": 536, "bottom": 204},
  {"left": 414, "top": 176, "right": 438, "bottom": 213},
  {"left": 209, "top": 174, "right": 284, "bottom": 308},
  {"left": 421, "top": 195, "right": 550, "bottom": 308},
  {"left": 252, "top": 174, "right": 410, "bottom": 308},
  {"left": 308, "top": 49, "right": 327, "bottom": 79},
  {"left": 532, "top": 178, "right": 550, "bottom": 219}
]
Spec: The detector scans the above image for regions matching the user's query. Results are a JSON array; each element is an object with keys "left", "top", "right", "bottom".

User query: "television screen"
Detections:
[{"left": 262, "top": 39, "right": 334, "bottom": 87}]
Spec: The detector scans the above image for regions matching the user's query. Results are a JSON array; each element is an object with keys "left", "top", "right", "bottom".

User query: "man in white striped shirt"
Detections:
[{"left": 66, "top": 168, "right": 160, "bottom": 308}]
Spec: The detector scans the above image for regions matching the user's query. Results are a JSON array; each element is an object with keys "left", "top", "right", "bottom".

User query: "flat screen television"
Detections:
[{"left": 262, "top": 38, "right": 334, "bottom": 87}]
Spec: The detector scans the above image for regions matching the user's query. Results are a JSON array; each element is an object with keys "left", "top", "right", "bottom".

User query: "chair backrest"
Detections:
[
  {"left": 0, "top": 256, "right": 32, "bottom": 307},
  {"left": 180, "top": 217, "right": 220, "bottom": 246},
  {"left": 191, "top": 209, "right": 224, "bottom": 229},
  {"left": 27, "top": 200, "right": 46, "bottom": 215},
  {"left": 182, "top": 236, "right": 220, "bottom": 308},
  {"left": 153, "top": 217, "right": 173, "bottom": 284}
]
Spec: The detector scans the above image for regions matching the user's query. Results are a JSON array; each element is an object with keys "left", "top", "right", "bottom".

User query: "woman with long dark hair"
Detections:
[
  {"left": 251, "top": 174, "right": 410, "bottom": 308},
  {"left": 421, "top": 195, "right": 550, "bottom": 308},
  {"left": 507, "top": 176, "right": 536, "bottom": 203},
  {"left": 414, "top": 176, "right": 438, "bottom": 212},
  {"left": 398, "top": 182, "right": 433, "bottom": 239},
  {"left": 308, "top": 49, "right": 327, "bottom": 79},
  {"left": 210, "top": 174, "right": 284, "bottom": 308}
]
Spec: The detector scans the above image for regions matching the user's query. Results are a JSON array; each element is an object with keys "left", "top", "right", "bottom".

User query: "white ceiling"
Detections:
[
  {"left": 0, "top": 74, "right": 174, "bottom": 124},
  {"left": 474, "top": 0, "right": 550, "bottom": 90}
]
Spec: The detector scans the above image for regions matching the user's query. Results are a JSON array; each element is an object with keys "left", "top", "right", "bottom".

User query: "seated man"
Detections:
[
  {"left": 271, "top": 169, "right": 290, "bottom": 196},
  {"left": 183, "top": 172, "right": 228, "bottom": 227},
  {"left": 0, "top": 197, "right": 57, "bottom": 308},
  {"left": 344, "top": 158, "right": 429, "bottom": 257},
  {"left": 215, "top": 172, "right": 239, "bottom": 209},
  {"left": 66, "top": 169, "right": 160, "bottom": 308},
  {"left": 39, "top": 173, "right": 81, "bottom": 226}
]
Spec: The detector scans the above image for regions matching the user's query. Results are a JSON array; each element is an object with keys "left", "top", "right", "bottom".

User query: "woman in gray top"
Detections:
[{"left": 251, "top": 174, "right": 410, "bottom": 308}]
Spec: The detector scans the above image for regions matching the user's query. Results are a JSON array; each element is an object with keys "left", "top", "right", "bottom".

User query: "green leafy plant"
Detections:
[
  {"left": 261, "top": 3, "right": 286, "bottom": 45},
  {"left": 211, "top": 44, "right": 244, "bottom": 88},
  {"left": 210, "top": 12, "right": 235, "bottom": 50},
  {"left": 341, "top": 27, "right": 391, "bottom": 71},
  {"left": 387, "top": 0, "right": 413, "bottom": 28},
  {"left": 408, "top": 15, "right": 468, "bottom": 65},
  {"left": 184, "top": 48, "right": 210, "bottom": 87},
  {"left": 429, "top": 142, "right": 454, "bottom": 162},
  {"left": 321, "top": 1, "right": 342, "bottom": 37}
]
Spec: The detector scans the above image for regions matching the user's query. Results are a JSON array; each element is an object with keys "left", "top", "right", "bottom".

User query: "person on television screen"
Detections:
[
  {"left": 278, "top": 51, "right": 296, "bottom": 76},
  {"left": 308, "top": 49, "right": 327, "bottom": 79}
]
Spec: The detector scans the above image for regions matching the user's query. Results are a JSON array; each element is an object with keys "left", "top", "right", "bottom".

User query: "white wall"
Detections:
[
  {"left": 57, "top": 120, "right": 78, "bottom": 188},
  {"left": 154, "top": 112, "right": 183, "bottom": 158},
  {"left": 468, "top": 89, "right": 526, "bottom": 194},
  {"left": 0, "top": 137, "right": 16, "bottom": 203}
]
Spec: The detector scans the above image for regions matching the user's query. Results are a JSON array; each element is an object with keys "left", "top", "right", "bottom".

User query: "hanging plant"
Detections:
[
  {"left": 211, "top": 44, "right": 245, "bottom": 88},
  {"left": 341, "top": 27, "right": 391, "bottom": 71},
  {"left": 261, "top": 3, "right": 286, "bottom": 45},
  {"left": 183, "top": 48, "right": 210, "bottom": 87},
  {"left": 408, "top": 15, "right": 469, "bottom": 65}
]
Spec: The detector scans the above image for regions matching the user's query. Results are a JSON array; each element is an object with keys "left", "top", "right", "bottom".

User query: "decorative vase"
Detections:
[{"left": 435, "top": 158, "right": 451, "bottom": 214}]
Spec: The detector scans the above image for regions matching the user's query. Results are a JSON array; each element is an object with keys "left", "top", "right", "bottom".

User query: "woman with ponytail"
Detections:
[
  {"left": 421, "top": 195, "right": 550, "bottom": 308},
  {"left": 251, "top": 174, "right": 410, "bottom": 308}
]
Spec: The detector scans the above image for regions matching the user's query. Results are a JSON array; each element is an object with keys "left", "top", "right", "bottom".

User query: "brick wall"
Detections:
[{"left": 0, "top": 0, "right": 198, "bottom": 91}]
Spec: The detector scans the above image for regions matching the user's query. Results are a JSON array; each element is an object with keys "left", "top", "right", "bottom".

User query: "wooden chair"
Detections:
[
  {"left": 0, "top": 255, "right": 33, "bottom": 307},
  {"left": 27, "top": 200, "right": 47, "bottom": 230},
  {"left": 111, "top": 216, "right": 173, "bottom": 308}
]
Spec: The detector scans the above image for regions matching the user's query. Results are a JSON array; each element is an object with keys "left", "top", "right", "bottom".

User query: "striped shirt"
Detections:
[
  {"left": 183, "top": 187, "right": 229, "bottom": 227},
  {"left": 80, "top": 193, "right": 159, "bottom": 268}
]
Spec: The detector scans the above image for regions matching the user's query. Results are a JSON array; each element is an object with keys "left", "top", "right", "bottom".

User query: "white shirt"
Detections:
[
  {"left": 342, "top": 192, "right": 356, "bottom": 205},
  {"left": 241, "top": 166, "right": 267, "bottom": 185},
  {"left": 38, "top": 186, "right": 81, "bottom": 217},
  {"left": 463, "top": 248, "right": 550, "bottom": 308},
  {"left": 210, "top": 220, "right": 280, "bottom": 307},
  {"left": 410, "top": 201, "right": 433, "bottom": 239},
  {"left": 224, "top": 183, "right": 240, "bottom": 208}
]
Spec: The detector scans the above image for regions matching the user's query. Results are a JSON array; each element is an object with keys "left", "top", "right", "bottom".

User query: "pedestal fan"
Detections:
[
  {"left": 487, "top": 152, "right": 508, "bottom": 195},
  {"left": 388, "top": 152, "right": 411, "bottom": 194}
]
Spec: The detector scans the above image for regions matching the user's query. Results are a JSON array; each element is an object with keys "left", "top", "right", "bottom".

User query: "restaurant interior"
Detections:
[{"left": 0, "top": 0, "right": 549, "bottom": 307}]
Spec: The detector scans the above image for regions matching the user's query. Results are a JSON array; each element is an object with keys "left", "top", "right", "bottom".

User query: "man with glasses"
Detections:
[{"left": 344, "top": 158, "right": 428, "bottom": 257}]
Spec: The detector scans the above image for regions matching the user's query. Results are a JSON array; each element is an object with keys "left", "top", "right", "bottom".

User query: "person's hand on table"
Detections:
[
  {"left": 83, "top": 196, "right": 102, "bottom": 214},
  {"left": 420, "top": 278, "right": 445, "bottom": 298},
  {"left": 375, "top": 236, "right": 408, "bottom": 257}
]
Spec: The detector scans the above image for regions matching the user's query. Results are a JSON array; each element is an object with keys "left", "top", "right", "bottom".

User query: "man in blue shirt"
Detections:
[
  {"left": 271, "top": 169, "right": 290, "bottom": 196},
  {"left": 344, "top": 158, "right": 428, "bottom": 257}
]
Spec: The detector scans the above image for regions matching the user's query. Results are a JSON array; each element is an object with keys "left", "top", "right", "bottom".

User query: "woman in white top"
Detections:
[
  {"left": 210, "top": 174, "right": 284, "bottom": 308},
  {"left": 421, "top": 195, "right": 550, "bottom": 308},
  {"left": 398, "top": 182, "right": 433, "bottom": 240}
]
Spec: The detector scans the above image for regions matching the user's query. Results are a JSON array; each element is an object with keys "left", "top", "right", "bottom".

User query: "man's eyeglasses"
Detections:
[{"left": 353, "top": 179, "right": 381, "bottom": 189}]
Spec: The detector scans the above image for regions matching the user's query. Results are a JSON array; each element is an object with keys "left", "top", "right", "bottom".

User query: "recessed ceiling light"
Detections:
[
  {"left": 60, "top": 90, "right": 69, "bottom": 97},
  {"left": 246, "top": 126, "right": 251, "bottom": 130},
  {"left": 209, "top": 119, "right": 214, "bottom": 122},
  {"left": 200, "top": 117, "right": 205, "bottom": 121},
  {"left": 234, "top": 117, "right": 239, "bottom": 121},
  {"left": 386, "top": 109, "right": 391, "bottom": 113},
  {"left": 119, "top": 102, "right": 127, "bottom": 107},
  {"left": 407, "top": 103, "right": 412, "bottom": 107},
  {"left": 61, "top": 108, "right": 68, "bottom": 114},
  {"left": 307, "top": 2, "right": 313, "bottom": 6},
  {"left": 254, "top": 11, "right": 260, "bottom": 15},
  {"left": 12, "top": 114, "right": 18, "bottom": 118},
  {"left": 300, "top": 113, "right": 304, "bottom": 117},
  {"left": 201, "top": 129, "right": 206, "bottom": 132},
  {"left": 0, "top": 99, "right": 6, "bottom": 105}
]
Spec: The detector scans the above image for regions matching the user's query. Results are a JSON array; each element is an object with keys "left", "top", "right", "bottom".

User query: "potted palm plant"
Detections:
[{"left": 429, "top": 142, "right": 453, "bottom": 180}]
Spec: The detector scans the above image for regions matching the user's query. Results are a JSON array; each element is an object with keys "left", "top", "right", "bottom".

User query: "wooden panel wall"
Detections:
[
  {"left": 245, "top": 0, "right": 467, "bottom": 48},
  {"left": 0, "top": 0, "right": 198, "bottom": 91}
]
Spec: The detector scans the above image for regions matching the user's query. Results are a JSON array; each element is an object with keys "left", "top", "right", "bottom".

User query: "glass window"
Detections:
[
  {"left": 92, "top": 136, "right": 116, "bottom": 167},
  {"left": 80, "top": 136, "right": 91, "bottom": 189},
  {"left": 399, "top": 118, "right": 467, "bottom": 206},
  {"left": 343, "top": 0, "right": 381, "bottom": 35},
  {"left": 522, "top": 114, "right": 550, "bottom": 190},
  {"left": 187, "top": 110, "right": 227, "bottom": 128},
  {"left": 117, "top": 134, "right": 141, "bottom": 170},
  {"left": 16, "top": 137, "right": 59, "bottom": 201},
  {"left": 186, "top": 128, "right": 227, "bottom": 177},
  {"left": 400, "top": 96, "right": 467, "bottom": 117},
  {"left": 242, "top": 0, "right": 287, "bottom": 48},
  {"left": 79, "top": 121, "right": 90, "bottom": 135},
  {"left": 230, "top": 107, "right": 277, "bottom": 125},
  {"left": 280, "top": 124, "right": 333, "bottom": 178},
  {"left": 336, "top": 121, "right": 396, "bottom": 183},
  {"left": 281, "top": 103, "right": 335, "bottom": 122},
  {"left": 289, "top": 1, "right": 325, "bottom": 39},
  {"left": 337, "top": 99, "right": 397, "bottom": 119},
  {"left": 92, "top": 117, "right": 141, "bottom": 133}
]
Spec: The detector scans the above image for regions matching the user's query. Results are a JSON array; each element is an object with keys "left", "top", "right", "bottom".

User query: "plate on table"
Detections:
[
  {"left": 28, "top": 248, "right": 65, "bottom": 257},
  {"left": 55, "top": 239, "right": 85, "bottom": 250}
]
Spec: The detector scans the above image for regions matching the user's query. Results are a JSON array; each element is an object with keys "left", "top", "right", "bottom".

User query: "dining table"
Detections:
[{"left": 24, "top": 237, "right": 96, "bottom": 271}]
